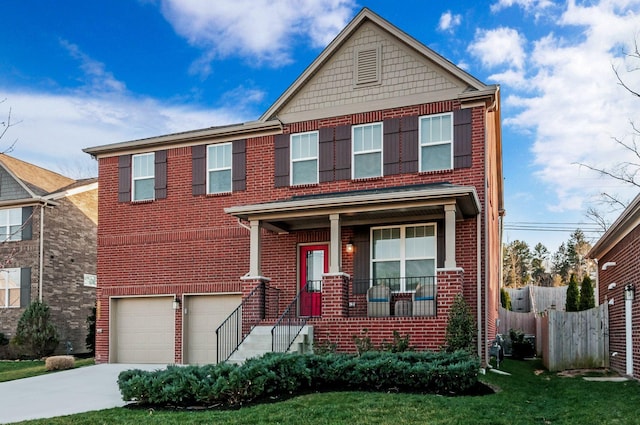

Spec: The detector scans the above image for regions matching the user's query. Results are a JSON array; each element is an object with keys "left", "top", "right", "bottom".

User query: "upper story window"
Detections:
[
  {"left": 352, "top": 122, "right": 382, "bottom": 179},
  {"left": 132, "top": 153, "right": 155, "bottom": 201},
  {"left": 290, "top": 131, "right": 318, "bottom": 185},
  {"left": 0, "top": 268, "right": 20, "bottom": 308},
  {"left": 207, "top": 143, "right": 232, "bottom": 194},
  {"left": 371, "top": 224, "right": 436, "bottom": 292},
  {"left": 0, "top": 208, "right": 23, "bottom": 242},
  {"left": 419, "top": 113, "right": 453, "bottom": 172}
]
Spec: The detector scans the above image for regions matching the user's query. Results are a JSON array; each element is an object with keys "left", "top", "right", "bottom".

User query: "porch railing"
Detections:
[
  {"left": 351, "top": 276, "right": 437, "bottom": 317},
  {"left": 271, "top": 280, "right": 319, "bottom": 353},
  {"left": 216, "top": 281, "right": 274, "bottom": 363}
]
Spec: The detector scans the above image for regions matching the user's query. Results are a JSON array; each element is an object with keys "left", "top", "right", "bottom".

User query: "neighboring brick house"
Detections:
[
  {"left": 0, "top": 154, "right": 97, "bottom": 355},
  {"left": 588, "top": 192, "right": 640, "bottom": 379},
  {"left": 84, "top": 8, "right": 503, "bottom": 365}
]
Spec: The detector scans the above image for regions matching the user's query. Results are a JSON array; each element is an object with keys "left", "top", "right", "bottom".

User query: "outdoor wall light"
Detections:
[
  {"left": 173, "top": 295, "right": 181, "bottom": 310},
  {"left": 608, "top": 298, "right": 615, "bottom": 305},
  {"left": 624, "top": 284, "right": 635, "bottom": 301},
  {"left": 608, "top": 282, "right": 617, "bottom": 290},
  {"left": 345, "top": 239, "right": 354, "bottom": 254},
  {"left": 602, "top": 261, "right": 616, "bottom": 270}
]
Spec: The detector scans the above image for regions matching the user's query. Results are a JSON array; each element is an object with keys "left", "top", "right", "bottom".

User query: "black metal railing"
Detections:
[
  {"left": 352, "top": 276, "right": 437, "bottom": 317},
  {"left": 216, "top": 281, "right": 269, "bottom": 363},
  {"left": 271, "top": 280, "right": 320, "bottom": 353}
]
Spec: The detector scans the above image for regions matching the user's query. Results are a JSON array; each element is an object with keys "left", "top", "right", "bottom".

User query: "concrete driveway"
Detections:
[{"left": 0, "top": 363, "right": 165, "bottom": 424}]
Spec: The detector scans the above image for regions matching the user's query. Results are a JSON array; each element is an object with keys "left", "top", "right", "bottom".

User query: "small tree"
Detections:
[
  {"left": 500, "top": 287, "right": 512, "bottom": 310},
  {"left": 565, "top": 274, "right": 580, "bottom": 312},
  {"left": 444, "top": 293, "right": 477, "bottom": 353},
  {"left": 14, "top": 301, "right": 59, "bottom": 358},
  {"left": 579, "top": 275, "right": 596, "bottom": 311},
  {"left": 86, "top": 304, "right": 96, "bottom": 353}
]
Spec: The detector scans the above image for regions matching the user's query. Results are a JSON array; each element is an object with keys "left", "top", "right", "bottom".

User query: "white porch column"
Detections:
[
  {"left": 444, "top": 204, "right": 457, "bottom": 268},
  {"left": 249, "top": 220, "right": 261, "bottom": 277},
  {"left": 625, "top": 285, "right": 634, "bottom": 376},
  {"left": 329, "top": 214, "right": 341, "bottom": 274}
]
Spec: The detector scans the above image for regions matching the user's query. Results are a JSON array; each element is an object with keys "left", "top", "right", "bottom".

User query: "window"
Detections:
[
  {"left": 290, "top": 131, "right": 318, "bottom": 185},
  {"left": 0, "top": 268, "right": 20, "bottom": 308},
  {"left": 132, "top": 153, "right": 155, "bottom": 201},
  {"left": 207, "top": 143, "right": 232, "bottom": 194},
  {"left": 419, "top": 113, "right": 453, "bottom": 172},
  {"left": 0, "top": 208, "right": 22, "bottom": 242},
  {"left": 352, "top": 122, "right": 382, "bottom": 179},
  {"left": 371, "top": 224, "right": 436, "bottom": 292}
]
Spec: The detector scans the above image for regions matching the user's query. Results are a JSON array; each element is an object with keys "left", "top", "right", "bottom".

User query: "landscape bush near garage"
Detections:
[{"left": 118, "top": 351, "right": 480, "bottom": 408}]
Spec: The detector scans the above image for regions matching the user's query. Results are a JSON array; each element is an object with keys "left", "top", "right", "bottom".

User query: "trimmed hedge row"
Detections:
[{"left": 118, "top": 350, "right": 479, "bottom": 408}]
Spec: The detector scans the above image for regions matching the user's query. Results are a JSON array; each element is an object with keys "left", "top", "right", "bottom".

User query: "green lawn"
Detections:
[
  {"left": 7, "top": 358, "right": 640, "bottom": 425},
  {"left": 0, "top": 358, "right": 95, "bottom": 382}
]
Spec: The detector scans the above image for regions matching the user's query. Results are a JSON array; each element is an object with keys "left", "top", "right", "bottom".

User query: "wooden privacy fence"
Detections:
[
  {"left": 541, "top": 304, "right": 609, "bottom": 371},
  {"left": 498, "top": 307, "right": 540, "bottom": 354}
]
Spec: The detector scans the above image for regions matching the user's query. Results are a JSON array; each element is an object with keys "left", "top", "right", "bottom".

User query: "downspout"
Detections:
[
  {"left": 477, "top": 213, "right": 482, "bottom": 360},
  {"left": 38, "top": 203, "right": 45, "bottom": 302}
]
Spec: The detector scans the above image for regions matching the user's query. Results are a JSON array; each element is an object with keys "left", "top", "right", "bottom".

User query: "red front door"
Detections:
[{"left": 299, "top": 244, "right": 328, "bottom": 317}]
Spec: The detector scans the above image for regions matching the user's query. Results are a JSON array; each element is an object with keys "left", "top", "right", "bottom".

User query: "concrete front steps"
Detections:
[{"left": 227, "top": 325, "right": 314, "bottom": 364}]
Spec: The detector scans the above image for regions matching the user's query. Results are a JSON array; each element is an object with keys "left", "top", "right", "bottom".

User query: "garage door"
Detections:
[
  {"left": 184, "top": 294, "right": 241, "bottom": 364},
  {"left": 112, "top": 297, "right": 174, "bottom": 364}
]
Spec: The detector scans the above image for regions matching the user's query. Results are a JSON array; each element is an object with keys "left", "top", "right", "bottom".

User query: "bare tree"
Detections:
[{"left": 0, "top": 98, "right": 19, "bottom": 154}]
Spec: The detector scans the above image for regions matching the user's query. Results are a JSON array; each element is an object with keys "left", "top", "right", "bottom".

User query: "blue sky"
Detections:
[{"left": 1, "top": 0, "right": 639, "bottom": 253}]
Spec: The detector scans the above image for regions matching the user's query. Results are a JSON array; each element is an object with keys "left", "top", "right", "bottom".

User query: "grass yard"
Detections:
[
  {"left": 0, "top": 358, "right": 95, "bottom": 382},
  {"left": 8, "top": 358, "right": 640, "bottom": 425}
]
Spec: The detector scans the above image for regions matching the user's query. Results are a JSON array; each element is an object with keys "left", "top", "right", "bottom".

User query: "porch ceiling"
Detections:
[{"left": 225, "top": 183, "right": 480, "bottom": 233}]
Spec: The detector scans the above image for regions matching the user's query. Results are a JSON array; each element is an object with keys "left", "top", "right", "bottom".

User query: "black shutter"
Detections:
[
  {"left": 232, "top": 139, "right": 247, "bottom": 191},
  {"left": 192, "top": 145, "right": 207, "bottom": 196},
  {"left": 437, "top": 220, "right": 445, "bottom": 268},
  {"left": 453, "top": 109, "right": 472, "bottom": 169},
  {"left": 274, "top": 134, "right": 290, "bottom": 187},
  {"left": 117, "top": 155, "right": 132, "bottom": 203},
  {"left": 400, "top": 116, "right": 418, "bottom": 173},
  {"left": 318, "top": 128, "right": 334, "bottom": 183},
  {"left": 20, "top": 267, "right": 31, "bottom": 308},
  {"left": 383, "top": 118, "right": 400, "bottom": 175},
  {"left": 334, "top": 125, "right": 351, "bottom": 181},
  {"left": 154, "top": 150, "right": 168, "bottom": 200},
  {"left": 21, "top": 206, "right": 33, "bottom": 241},
  {"left": 352, "top": 226, "right": 370, "bottom": 294}
]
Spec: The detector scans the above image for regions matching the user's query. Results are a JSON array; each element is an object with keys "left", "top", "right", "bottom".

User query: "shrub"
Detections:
[
  {"left": 118, "top": 351, "right": 480, "bottom": 408},
  {"left": 500, "top": 287, "right": 512, "bottom": 310},
  {"left": 565, "top": 274, "right": 579, "bottom": 312},
  {"left": 444, "top": 294, "right": 476, "bottom": 353},
  {"left": 353, "top": 328, "right": 374, "bottom": 355},
  {"left": 579, "top": 275, "right": 595, "bottom": 311},
  {"left": 45, "top": 355, "right": 75, "bottom": 371},
  {"left": 14, "top": 301, "right": 59, "bottom": 358},
  {"left": 509, "top": 329, "right": 535, "bottom": 359},
  {"left": 380, "top": 330, "right": 414, "bottom": 352}
]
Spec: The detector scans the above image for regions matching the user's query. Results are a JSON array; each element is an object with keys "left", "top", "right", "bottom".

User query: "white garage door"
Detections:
[
  {"left": 184, "top": 294, "right": 241, "bottom": 364},
  {"left": 112, "top": 297, "right": 174, "bottom": 364}
]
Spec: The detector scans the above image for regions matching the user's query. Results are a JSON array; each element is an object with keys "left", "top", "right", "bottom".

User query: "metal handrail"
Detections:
[
  {"left": 271, "top": 281, "right": 318, "bottom": 353},
  {"left": 215, "top": 281, "right": 266, "bottom": 363}
]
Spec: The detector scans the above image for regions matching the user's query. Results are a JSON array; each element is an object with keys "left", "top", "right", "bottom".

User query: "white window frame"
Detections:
[
  {"left": 370, "top": 223, "right": 437, "bottom": 292},
  {"left": 418, "top": 112, "right": 453, "bottom": 172},
  {"left": 290, "top": 131, "right": 319, "bottom": 186},
  {"left": 207, "top": 142, "right": 232, "bottom": 194},
  {"left": 0, "top": 268, "right": 20, "bottom": 308},
  {"left": 352, "top": 122, "right": 383, "bottom": 179},
  {"left": 0, "top": 208, "right": 23, "bottom": 242},
  {"left": 131, "top": 152, "right": 155, "bottom": 201}
]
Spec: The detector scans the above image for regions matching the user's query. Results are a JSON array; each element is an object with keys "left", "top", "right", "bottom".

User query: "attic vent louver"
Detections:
[{"left": 355, "top": 45, "right": 381, "bottom": 86}]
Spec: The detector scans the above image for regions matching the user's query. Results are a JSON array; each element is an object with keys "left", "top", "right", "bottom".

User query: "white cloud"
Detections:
[
  {"left": 59, "top": 40, "right": 127, "bottom": 95},
  {"left": 438, "top": 11, "right": 462, "bottom": 33},
  {"left": 491, "top": 0, "right": 554, "bottom": 14},
  {"left": 468, "top": 27, "right": 527, "bottom": 71},
  {"left": 158, "top": 0, "right": 356, "bottom": 74}
]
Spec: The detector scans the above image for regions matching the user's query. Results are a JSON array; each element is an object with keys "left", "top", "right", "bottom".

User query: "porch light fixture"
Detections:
[
  {"left": 624, "top": 284, "right": 635, "bottom": 301},
  {"left": 346, "top": 239, "right": 354, "bottom": 254},
  {"left": 602, "top": 262, "right": 616, "bottom": 271},
  {"left": 173, "top": 295, "right": 181, "bottom": 310}
]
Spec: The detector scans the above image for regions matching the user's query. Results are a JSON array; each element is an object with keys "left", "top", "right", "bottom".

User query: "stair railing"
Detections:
[{"left": 271, "top": 281, "right": 318, "bottom": 353}]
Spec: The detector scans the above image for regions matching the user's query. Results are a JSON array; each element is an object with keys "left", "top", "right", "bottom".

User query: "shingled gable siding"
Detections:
[
  {"left": 383, "top": 117, "right": 400, "bottom": 175},
  {"left": 453, "top": 109, "right": 472, "bottom": 169},
  {"left": 155, "top": 150, "right": 168, "bottom": 200},
  {"left": 318, "top": 127, "right": 334, "bottom": 183},
  {"left": 274, "top": 134, "right": 290, "bottom": 187}
]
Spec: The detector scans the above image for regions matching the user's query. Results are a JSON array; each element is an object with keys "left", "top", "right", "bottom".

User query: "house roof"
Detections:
[
  {"left": 588, "top": 191, "right": 640, "bottom": 259},
  {"left": 225, "top": 183, "right": 480, "bottom": 233}
]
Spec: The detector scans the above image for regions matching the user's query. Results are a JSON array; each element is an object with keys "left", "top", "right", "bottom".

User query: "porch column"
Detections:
[
  {"left": 329, "top": 214, "right": 341, "bottom": 274},
  {"left": 249, "top": 220, "right": 261, "bottom": 277},
  {"left": 444, "top": 204, "right": 456, "bottom": 268}
]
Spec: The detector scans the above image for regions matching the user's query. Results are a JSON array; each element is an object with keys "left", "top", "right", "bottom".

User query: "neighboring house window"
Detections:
[
  {"left": 352, "top": 122, "right": 383, "bottom": 179},
  {"left": 371, "top": 224, "right": 436, "bottom": 292},
  {"left": 419, "top": 113, "right": 453, "bottom": 172},
  {"left": 207, "top": 143, "right": 232, "bottom": 194},
  {"left": 132, "top": 153, "right": 155, "bottom": 201},
  {"left": 290, "top": 131, "right": 318, "bottom": 185},
  {"left": 0, "top": 268, "right": 20, "bottom": 308},
  {"left": 84, "top": 274, "right": 97, "bottom": 288},
  {"left": 0, "top": 208, "right": 23, "bottom": 242}
]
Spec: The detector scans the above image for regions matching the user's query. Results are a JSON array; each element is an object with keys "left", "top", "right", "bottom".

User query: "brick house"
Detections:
[
  {"left": 588, "top": 192, "right": 640, "bottom": 379},
  {"left": 84, "top": 8, "right": 503, "bottom": 365},
  {"left": 0, "top": 154, "right": 97, "bottom": 355}
]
